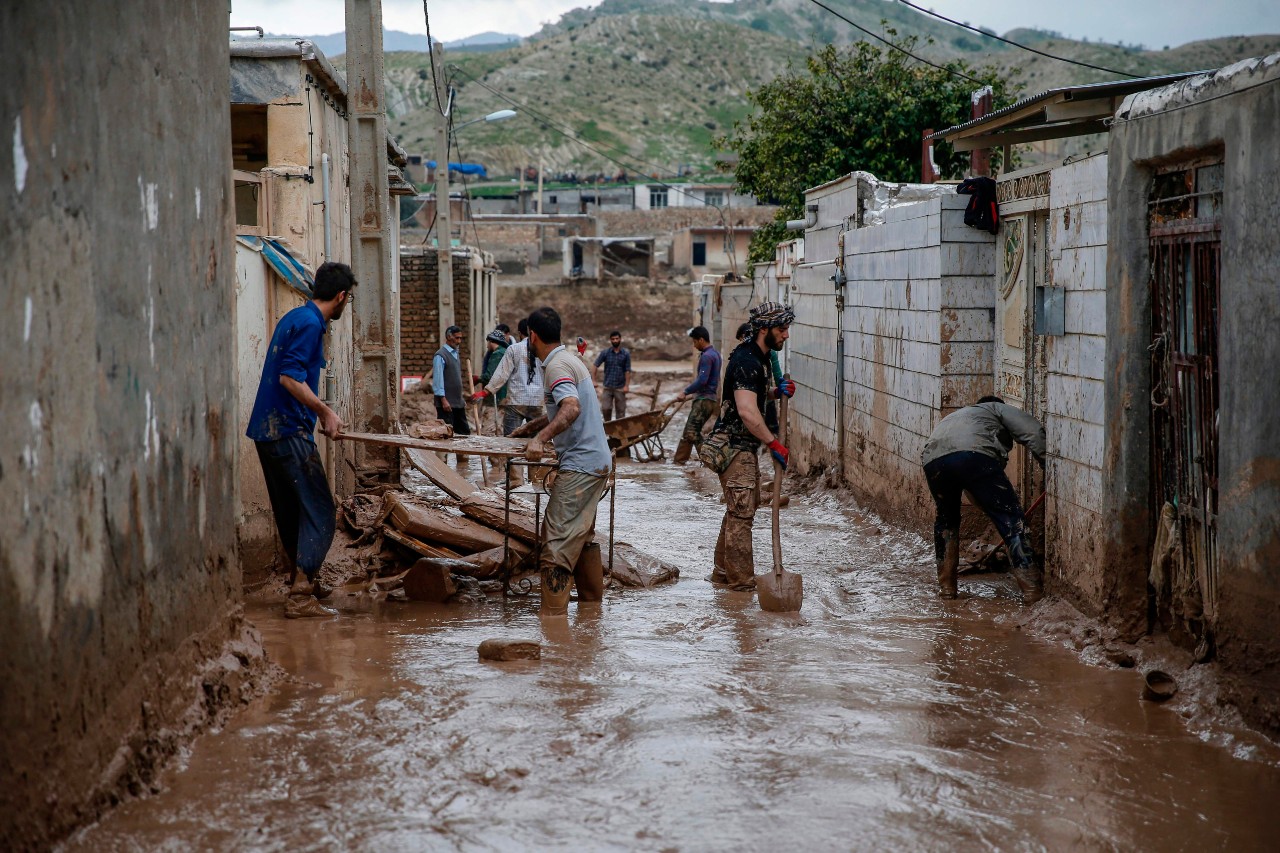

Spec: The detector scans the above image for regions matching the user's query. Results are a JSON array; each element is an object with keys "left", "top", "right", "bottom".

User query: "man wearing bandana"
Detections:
[{"left": 707, "top": 301, "right": 797, "bottom": 590}]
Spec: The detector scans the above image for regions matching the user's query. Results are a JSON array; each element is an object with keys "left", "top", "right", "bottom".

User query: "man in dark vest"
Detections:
[{"left": 432, "top": 324, "right": 471, "bottom": 435}]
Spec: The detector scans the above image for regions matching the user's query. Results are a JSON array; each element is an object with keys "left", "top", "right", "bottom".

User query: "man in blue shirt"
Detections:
[
  {"left": 432, "top": 324, "right": 471, "bottom": 435},
  {"left": 673, "top": 326, "right": 721, "bottom": 464},
  {"left": 246, "top": 261, "right": 354, "bottom": 617},
  {"left": 592, "top": 330, "right": 632, "bottom": 420}
]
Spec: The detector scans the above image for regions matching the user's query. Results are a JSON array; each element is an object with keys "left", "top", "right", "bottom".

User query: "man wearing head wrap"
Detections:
[
  {"left": 474, "top": 318, "right": 544, "bottom": 436},
  {"left": 706, "top": 301, "right": 797, "bottom": 589},
  {"left": 479, "top": 329, "right": 509, "bottom": 406}
]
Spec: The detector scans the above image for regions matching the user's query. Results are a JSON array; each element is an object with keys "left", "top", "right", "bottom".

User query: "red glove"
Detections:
[
  {"left": 767, "top": 439, "right": 789, "bottom": 470},
  {"left": 576, "top": 338, "right": 587, "bottom": 356},
  {"left": 472, "top": 374, "right": 482, "bottom": 385},
  {"left": 773, "top": 378, "right": 796, "bottom": 399},
  {"left": 470, "top": 390, "right": 489, "bottom": 402}
]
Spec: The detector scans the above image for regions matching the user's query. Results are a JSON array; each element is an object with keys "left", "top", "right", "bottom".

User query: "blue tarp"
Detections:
[
  {"left": 426, "top": 161, "right": 488, "bottom": 178},
  {"left": 236, "top": 236, "right": 314, "bottom": 298}
]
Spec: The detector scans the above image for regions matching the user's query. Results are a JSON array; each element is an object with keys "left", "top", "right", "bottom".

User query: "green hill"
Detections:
[{"left": 360, "top": 0, "right": 1280, "bottom": 178}]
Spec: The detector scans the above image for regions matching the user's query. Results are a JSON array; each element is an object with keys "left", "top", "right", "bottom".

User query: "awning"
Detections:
[
  {"left": 929, "top": 73, "right": 1203, "bottom": 152},
  {"left": 236, "top": 236, "right": 314, "bottom": 297}
]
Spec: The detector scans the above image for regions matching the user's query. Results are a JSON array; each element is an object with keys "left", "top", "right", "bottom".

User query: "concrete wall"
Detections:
[
  {"left": 1107, "top": 55, "right": 1280, "bottom": 730},
  {"left": 789, "top": 175, "right": 994, "bottom": 530},
  {"left": 1042, "top": 155, "right": 1110, "bottom": 612},
  {"left": 669, "top": 228, "right": 754, "bottom": 277},
  {"left": 0, "top": 3, "right": 263, "bottom": 847}
]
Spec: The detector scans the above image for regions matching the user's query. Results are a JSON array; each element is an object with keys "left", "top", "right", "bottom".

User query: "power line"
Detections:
[
  {"left": 895, "top": 0, "right": 1140, "bottom": 78},
  {"left": 802, "top": 0, "right": 983, "bottom": 84},
  {"left": 421, "top": 0, "right": 448, "bottom": 115}
]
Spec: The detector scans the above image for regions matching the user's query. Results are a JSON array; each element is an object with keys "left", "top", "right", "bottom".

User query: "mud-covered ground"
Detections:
[{"left": 67, "top": 418, "right": 1280, "bottom": 851}]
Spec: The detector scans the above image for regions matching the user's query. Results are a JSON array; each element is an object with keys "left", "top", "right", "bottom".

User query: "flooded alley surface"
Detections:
[{"left": 69, "top": 455, "right": 1280, "bottom": 851}]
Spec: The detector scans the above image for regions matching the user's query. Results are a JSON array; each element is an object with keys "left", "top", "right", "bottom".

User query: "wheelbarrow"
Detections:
[{"left": 603, "top": 399, "right": 687, "bottom": 463}]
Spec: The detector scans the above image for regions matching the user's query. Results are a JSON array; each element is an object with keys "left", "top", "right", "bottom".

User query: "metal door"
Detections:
[{"left": 1148, "top": 160, "right": 1222, "bottom": 634}]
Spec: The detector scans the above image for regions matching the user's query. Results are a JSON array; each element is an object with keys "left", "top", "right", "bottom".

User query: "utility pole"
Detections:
[
  {"left": 345, "top": 0, "right": 399, "bottom": 480},
  {"left": 431, "top": 43, "right": 455, "bottom": 341}
]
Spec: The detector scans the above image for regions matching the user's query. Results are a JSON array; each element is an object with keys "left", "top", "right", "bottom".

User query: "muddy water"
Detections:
[{"left": 70, "top": 453, "right": 1280, "bottom": 851}]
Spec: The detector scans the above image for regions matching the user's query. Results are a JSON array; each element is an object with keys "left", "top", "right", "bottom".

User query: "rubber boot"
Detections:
[
  {"left": 1007, "top": 533, "right": 1043, "bottom": 604},
  {"left": 573, "top": 542, "right": 605, "bottom": 602},
  {"left": 540, "top": 565, "right": 573, "bottom": 614},
  {"left": 673, "top": 439, "right": 694, "bottom": 464},
  {"left": 937, "top": 529, "right": 959, "bottom": 600}
]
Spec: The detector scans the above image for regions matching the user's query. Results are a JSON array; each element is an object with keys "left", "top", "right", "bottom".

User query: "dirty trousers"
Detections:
[
  {"left": 600, "top": 387, "right": 627, "bottom": 421},
  {"left": 436, "top": 403, "right": 472, "bottom": 436},
  {"left": 681, "top": 398, "right": 719, "bottom": 445},
  {"left": 255, "top": 435, "right": 336, "bottom": 581},
  {"left": 501, "top": 404, "right": 543, "bottom": 436},
  {"left": 923, "top": 450, "right": 1036, "bottom": 571},
  {"left": 714, "top": 449, "right": 761, "bottom": 588},
  {"left": 540, "top": 469, "right": 610, "bottom": 598}
]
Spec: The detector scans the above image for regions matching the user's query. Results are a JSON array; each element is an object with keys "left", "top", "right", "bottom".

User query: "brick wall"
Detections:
[
  {"left": 400, "top": 249, "right": 473, "bottom": 378},
  {"left": 600, "top": 205, "right": 779, "bottom": 236}
]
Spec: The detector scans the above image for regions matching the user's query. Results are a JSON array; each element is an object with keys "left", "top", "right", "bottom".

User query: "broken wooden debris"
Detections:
[
  {"left": 460, "top": 543, "right": 532, "bottom": 579},
  {"left": 381, "top": 526, "right": 462, "bottom": 561},
  {"left": 460, "top": 487, "right": 540, "bottom": 544},
  {"left": 478, "top": 638, "right": 541, "bottom": 661},
  {"left": 340, "top": 431, "right": 549, "bottom": 459},
  {"left": 383, "top": 492, "right": 507, "bottom": 553},
  {"left": 403, "top": 447, "right": 478, "bottom": 500}
]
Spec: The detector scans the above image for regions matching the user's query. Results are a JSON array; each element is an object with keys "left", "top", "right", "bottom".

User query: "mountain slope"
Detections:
[{"left": 360, "top": 1, "right": 1280, "bottom": 177}]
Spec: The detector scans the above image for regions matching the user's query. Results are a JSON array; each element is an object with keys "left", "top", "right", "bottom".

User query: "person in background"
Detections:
[
  {"left": 524, "top": 307, "right": 613, "bottom": 614},
  {"left": 480, "top": 329, "right": 509, "bottom": 409},
  {"left": 592, "top": 330, "right": 632, "bottom": 420},
  {"left": 921, "top": 395, "right": 1046, "bottom": 603},
  {"left": 432, "top": 325, "right": 470, "bottom": 436},
  {"left": 709, "top": 303, "right": 797, "bottom": 590},
  {"left": 475, "top": 317, "right": 543, "bottom": 436},
  {"left": 496, "top": 322, "right": 513, "bottom": 345},
  {"left": 246, "top": 261, "right": 355, "bottom": 618},
  {"left": 673, "top": 326, "right": 721, "bottom": 464}
]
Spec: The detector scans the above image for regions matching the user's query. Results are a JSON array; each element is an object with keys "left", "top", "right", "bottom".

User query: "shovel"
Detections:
[{"left": 757, "top": 388, "right": 803, "bottom": 613}]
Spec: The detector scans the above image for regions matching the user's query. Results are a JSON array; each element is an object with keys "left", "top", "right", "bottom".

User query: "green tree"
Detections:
[{"left": 717, "top": 35, "right": 1018, "bottom": 267}]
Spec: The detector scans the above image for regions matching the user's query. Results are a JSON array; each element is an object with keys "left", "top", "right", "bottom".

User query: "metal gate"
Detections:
[{"left": 1148, "top": 160, "right": 1222, "bottom": 635}]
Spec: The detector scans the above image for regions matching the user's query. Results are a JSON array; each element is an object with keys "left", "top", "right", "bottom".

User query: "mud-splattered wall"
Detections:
[
  {"left": 1107, "top": 55, "right": 1280, "bottom": 732},
  {"left": 788, "top": 176, "right": 995, "bottom": 531},
  {"left": 0, "top": 3, "right": 259, "bottom": 847}
]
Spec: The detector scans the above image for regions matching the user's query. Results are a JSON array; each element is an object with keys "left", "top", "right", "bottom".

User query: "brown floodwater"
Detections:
[{"left": 67, "top": 448, "right": 1280, "bottom": 851}]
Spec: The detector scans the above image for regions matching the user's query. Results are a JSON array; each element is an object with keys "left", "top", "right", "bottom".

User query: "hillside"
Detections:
[{"left": 348, "top": 0, "right": 1280, "bottom": 178}]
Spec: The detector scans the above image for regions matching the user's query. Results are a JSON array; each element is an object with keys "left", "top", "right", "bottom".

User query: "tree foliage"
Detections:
[{"left": 717, "top": 34, "right": 1018, "bottom": 267}]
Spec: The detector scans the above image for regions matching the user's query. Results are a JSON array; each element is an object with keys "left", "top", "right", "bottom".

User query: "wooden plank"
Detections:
[
  {"left": 338, "top": 431, "right": 548, "bottom": 459},
  {"left": 381, "top": 526, "right": 463, "bottom": 560},
  {"left": 402, "top": 447, "right": 477, "bottom": 500},
  {"left": 383, "top": 492, "right": 506, "bottom": 553},
  {"left": 460, "top": 488, "right": 540, "bottom": 544}
]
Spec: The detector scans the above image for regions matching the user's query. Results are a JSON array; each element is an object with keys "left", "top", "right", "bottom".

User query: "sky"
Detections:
[{"left": 229, "top": 0, "right": 1280, "bottom": 51}]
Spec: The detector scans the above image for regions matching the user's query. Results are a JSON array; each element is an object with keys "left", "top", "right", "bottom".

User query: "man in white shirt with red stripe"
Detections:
[{"left": 524, "top": 307, "right": 613, "bottom": 614}]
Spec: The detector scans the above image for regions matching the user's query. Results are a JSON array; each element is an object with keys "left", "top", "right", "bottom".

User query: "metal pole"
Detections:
[
  {"left": 431, "top": 45, "right": 456, "bottom": 340},
  {"left": 345, "top": 0, "right": 399, "bottom": 481}
]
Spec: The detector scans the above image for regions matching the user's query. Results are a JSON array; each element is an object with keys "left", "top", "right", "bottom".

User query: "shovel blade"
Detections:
[{"left": 757, "top": 569, "right": 803, "bottom": 613}]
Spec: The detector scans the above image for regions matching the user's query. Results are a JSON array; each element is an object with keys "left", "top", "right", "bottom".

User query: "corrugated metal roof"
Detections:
[{"left": 928, "top": 72, "right": 1204, "bottom": 141}]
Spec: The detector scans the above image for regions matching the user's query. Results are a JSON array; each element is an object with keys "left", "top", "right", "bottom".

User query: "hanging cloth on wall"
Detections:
[{"left": 956, "top": 176, "right": 1000, "bottom": 235}]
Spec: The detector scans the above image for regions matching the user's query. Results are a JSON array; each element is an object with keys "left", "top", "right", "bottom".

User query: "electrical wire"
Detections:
[
  {"left": 422, "top": 0, "right": 448, "bottom": 115},
  {"left": 802, "top": 0, "right": 983, "bottom": 84},
  {"left": 895, "top": 0, "right": 1140, "bottom": 78}
]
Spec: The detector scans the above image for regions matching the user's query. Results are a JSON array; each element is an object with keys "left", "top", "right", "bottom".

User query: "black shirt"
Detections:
[{"left": 715, "top": 339, "right": 772, "bottom": 450}]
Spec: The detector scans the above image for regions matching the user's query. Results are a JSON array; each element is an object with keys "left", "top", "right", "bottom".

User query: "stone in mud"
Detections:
[
  {"left": 478, "top": 638, "right": 541, "bottom": 661},
  {"left": 403, "top": 559, "right": 458, "bottom": 602}
]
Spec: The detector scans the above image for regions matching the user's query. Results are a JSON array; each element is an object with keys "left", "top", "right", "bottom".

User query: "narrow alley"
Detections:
[{"left": 68, "top": 431, "right": 1280, "bottom": 851}]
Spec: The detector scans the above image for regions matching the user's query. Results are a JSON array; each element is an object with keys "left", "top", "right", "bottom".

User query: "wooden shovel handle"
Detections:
[{"left": 771, "top": 379, "right": 788, "bottom": 578}]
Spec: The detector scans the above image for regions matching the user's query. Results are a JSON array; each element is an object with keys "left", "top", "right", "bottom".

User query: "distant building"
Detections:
[
  {"left": 635, "top": 183, "right": 757, "bottom": 210},
  {"left": 669, "top": 225, "right": 756, "bottom": 277}
]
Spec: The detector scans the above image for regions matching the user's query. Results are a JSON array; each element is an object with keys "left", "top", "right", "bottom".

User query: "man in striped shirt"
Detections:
[{"left": 524, "top": 307, "right": 613, "bottom": 614}]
